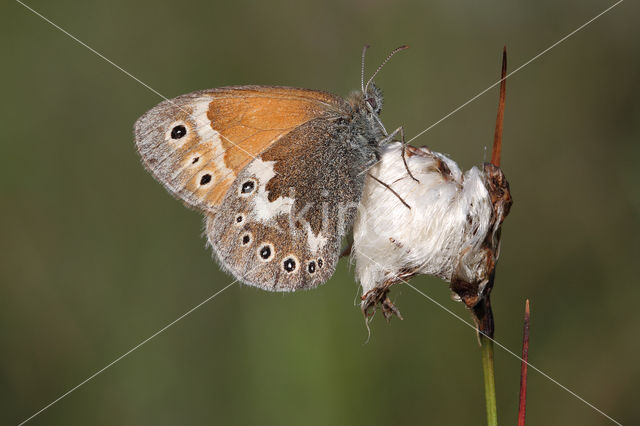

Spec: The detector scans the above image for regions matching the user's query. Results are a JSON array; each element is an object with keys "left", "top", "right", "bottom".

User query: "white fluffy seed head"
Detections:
[{"left": 352, "top": 142, "right": 496, "bottom": 306}]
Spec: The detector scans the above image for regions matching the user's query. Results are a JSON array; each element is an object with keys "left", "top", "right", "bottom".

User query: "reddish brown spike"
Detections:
[
  {"left": 518, "top": 299, "right": 530, "bottom": 426},
  {"left": 491, "top": 46, "right": 507, "bottom": 167}
]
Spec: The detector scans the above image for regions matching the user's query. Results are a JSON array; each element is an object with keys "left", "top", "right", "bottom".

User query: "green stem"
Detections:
[{"left": 480, "top": 336, "right": 498, "bottom": 426}]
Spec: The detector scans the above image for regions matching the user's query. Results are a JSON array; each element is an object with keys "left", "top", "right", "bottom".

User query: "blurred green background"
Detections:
[{"left": 2, "top": 0, "right": 639, "bottom": 425}]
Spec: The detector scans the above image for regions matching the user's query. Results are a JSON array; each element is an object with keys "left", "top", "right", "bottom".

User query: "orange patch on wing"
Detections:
[
  {"left": 206, "top": 174, "right": 235, "bottom": 205},
  {"left": 182, "top": 86, "right": 348, "bottom": 209},
  {"left": 205, "top": 87, "right": 346, "bottom": 175}
]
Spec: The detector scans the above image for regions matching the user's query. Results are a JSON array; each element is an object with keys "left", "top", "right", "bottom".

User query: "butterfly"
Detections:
[{"left": 134, "top": 46, "right": 407, "bottom": 291}]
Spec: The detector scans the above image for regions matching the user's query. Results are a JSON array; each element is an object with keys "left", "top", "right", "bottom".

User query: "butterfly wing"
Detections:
[
  {"left": 134, "top": 86, "right": 347, "bottom": 213},
  {"left": 207, "top": 117, "right": 378, "bottom": 291}
]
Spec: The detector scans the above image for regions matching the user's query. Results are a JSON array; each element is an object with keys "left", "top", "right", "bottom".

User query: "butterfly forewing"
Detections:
[{"left": 134, "top": 86, "right": 346, "bottom": 213}]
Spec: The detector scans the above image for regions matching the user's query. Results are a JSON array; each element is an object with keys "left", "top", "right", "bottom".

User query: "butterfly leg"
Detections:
[
  {"left": 367, "top": 173, "right": 411, "bottom": 210},
  {"left": 381, "top": 126, "right": 420, "bottom": 183},
  {"left": 398, "top": 127, "right": 420, "bottom": 183}
]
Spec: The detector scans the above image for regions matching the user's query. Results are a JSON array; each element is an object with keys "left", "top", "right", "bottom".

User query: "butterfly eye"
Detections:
[
  {"left": 307, "top": 261, "right": 316, "bottom": 274},
  {"left": 258, "top": 243, "right": 274, "bottom": 261},
  {"left": 241, "top": 232, "right": 252, "bottom": 246},
  {"left": 171, "top": 125, "right": 187, "bottom": 139},
  {"left": 235, "top": 214, "right": 244, "bottom": 224},
  {"left": 200, "top": 173, "right": 212, "bottom": 185},
  {"left": 282, "top": 256, "right": 298, "bottom": 273},
  {"left": 317, "top": 258, "right": 324, "bottom": 269},
  {"left": 240, "top": 179, "right": 256, "bottom": 195}
]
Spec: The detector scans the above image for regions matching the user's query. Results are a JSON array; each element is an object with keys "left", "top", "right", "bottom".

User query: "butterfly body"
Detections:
[{"left": 135, "top": 84, "right": 386, "bottom": 291}]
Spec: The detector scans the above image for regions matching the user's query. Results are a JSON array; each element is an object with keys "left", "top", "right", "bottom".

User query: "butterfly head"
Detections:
[
  {"left": 348, "top": 83, "right": 383, "bottom": 116},
  {"left": 364, "top": 83, "right": 383, "bottom": 115}
]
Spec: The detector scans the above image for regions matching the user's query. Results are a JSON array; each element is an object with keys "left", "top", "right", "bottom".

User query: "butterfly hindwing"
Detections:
[{"left": 207, "top": 117, "right": 378, "bottom": 290}]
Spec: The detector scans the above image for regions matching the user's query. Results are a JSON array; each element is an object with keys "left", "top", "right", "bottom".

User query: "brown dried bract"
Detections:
[
  {"left": 361, "top": 273, "right": 414, "bottom": 321},
  {"left": 450, "top": 164, "right": 511, "bottom": 338}
]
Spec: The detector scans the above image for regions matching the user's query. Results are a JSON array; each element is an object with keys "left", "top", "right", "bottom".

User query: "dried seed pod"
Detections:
[
  {"left": 352, "top": 142, "right": 510, "bottom": 327},
  {"left": 352, "top": 48, "right": 512, "bottom": 338}
]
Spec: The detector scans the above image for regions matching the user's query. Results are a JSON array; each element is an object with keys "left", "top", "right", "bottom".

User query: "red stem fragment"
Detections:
[
  {"left": 518, "top": 299, "right": 530, "bottom": 426},
  {"left": 491, "top": 47, "right": 507, "bottom": 168}
]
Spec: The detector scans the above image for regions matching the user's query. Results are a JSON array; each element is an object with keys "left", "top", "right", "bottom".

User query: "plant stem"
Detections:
[
  {"left": 480, "top": 335, "right": 498, "bottom": 426},
  {"left": 518, "top": 300, "right": 531, "bottom": 426}
]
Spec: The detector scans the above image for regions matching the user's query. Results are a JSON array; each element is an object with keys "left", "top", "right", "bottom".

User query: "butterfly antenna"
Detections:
[
  {"left": 361, "top": 44, "right": 370, "bottom": 93},
  {"left": 364, "top": 45, "right": 409, "bottom": 94},
  {"left": 491, "top": 46, "right": 507, "bottom": 167}
]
